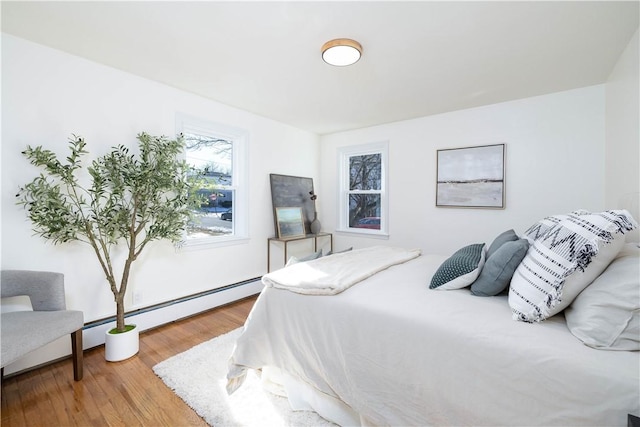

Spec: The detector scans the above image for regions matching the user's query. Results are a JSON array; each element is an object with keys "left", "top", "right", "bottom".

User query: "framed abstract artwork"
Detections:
[
  {"left": 270, "top": 174, "right": 315, "bottom": 235},
  {"left": 436, "top": 144, "right": 505, "bottom": 208},
  {"left": 275, "top": 207, "right": 306, "bottom": 238}
]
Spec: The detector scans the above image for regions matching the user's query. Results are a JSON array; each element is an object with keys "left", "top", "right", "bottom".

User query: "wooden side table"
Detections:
[{"left": 267, "top": 233, "right": 333, "bottom": 272}]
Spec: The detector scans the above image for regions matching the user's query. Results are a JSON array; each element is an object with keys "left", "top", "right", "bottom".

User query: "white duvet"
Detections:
[{"left": 228, "top": 253, "right": 640, "bottom": 426}]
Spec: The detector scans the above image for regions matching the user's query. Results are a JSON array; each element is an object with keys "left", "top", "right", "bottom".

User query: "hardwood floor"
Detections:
[{"left": 1, "top": 296, "right": 257, "bottom": 427}]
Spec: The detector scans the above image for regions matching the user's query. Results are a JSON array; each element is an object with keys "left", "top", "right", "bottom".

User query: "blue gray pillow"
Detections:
[
  {"left": 471, "top": 238, "right": 529, "bottom": 296},
  {"left": 326, "top": 247, "right": 353, "bottom": 256},
  {"left": 486, "top": 229, "right": 518, "bottom": 259},
  {"left": 285, "top": 250, "right": 322, "bottom": 267}
]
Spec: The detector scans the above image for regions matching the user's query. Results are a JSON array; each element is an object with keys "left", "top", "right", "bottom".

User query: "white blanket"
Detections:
[{"left": 261, "top": 246, "right": 421, "bottom": 295}]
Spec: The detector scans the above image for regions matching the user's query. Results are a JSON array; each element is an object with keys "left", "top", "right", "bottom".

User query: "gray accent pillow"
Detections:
[
  {"left": 285, "top": 250, "right": 322, "bottom": 267},
  {"left": 486, "top": 229, "right": 518, "bottom": 259},
  {"left": 429, "top": 243, "right": 486, "bottom": 290},
  {"left": 471, "top": 239, "right": 529, "bottom": 296},
  {"left": 326, "top": 247, "right": 353, "bottom": 256}
]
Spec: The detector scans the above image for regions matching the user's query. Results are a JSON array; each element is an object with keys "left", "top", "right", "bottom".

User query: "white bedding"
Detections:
[
  {"left": 261, "top": 246, "right": 421, "bottom": 295},
  {"left": 228, "top": 254, "right": 640, "bottom": 426}
]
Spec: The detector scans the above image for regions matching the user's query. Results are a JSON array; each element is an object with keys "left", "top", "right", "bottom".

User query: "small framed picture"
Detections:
[{"left": 276, "top": 207, "right": 306, "bottom": 238}]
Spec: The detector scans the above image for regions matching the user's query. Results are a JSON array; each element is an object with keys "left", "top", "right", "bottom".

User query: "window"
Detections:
[
  {"left": 338, "top": 141, "right": 388, "bottom": 236},
  {"left": 176, "top": 114, "right": 248, "bottom": 248}
]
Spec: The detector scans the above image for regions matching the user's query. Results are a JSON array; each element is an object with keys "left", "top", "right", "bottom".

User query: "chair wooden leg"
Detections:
[{"left": 71, "top": 329, "right": 84, "bottom": 381}]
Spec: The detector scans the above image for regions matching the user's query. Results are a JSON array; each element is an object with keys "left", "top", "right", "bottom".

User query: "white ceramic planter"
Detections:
[{"left": 105, "top": 325, "right": 139, "bottom": 362}]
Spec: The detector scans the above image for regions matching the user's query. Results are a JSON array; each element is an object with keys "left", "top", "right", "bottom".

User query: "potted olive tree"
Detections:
[{"left": 17, "top": 132, "right": 197, "bottom": 361}]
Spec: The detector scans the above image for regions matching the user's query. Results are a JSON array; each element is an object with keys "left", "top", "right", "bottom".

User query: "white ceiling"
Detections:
[{"left": 2, "top": 1, "right": 638, "bottom": 135}]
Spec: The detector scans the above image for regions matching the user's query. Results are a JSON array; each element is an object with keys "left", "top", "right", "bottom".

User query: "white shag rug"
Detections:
[{"left": 153, "top": 328, "right": 335, "bottom": 427}]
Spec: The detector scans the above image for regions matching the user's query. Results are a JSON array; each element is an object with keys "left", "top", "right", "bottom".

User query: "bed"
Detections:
[{"left": 227, "top": 211, "right": 640, "bottom": 426}]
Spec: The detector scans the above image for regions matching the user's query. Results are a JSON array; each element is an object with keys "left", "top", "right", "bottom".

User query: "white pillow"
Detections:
[
  {"left": 509, "top": 210, "right": 638, "bottom": 322},
  {"left": 565, "top": 244, "right": 640, "bottom": 350}
]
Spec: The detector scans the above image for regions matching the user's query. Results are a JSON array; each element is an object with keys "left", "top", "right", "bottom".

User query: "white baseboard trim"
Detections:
[
  {"left": 2, "top": 278, "right": 263, "bottom": 376},
  {"left": 83, "top": 278, "right": 263, "bottom": 349}
]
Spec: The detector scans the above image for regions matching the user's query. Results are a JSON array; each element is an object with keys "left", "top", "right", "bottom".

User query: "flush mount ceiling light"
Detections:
[{"left": 321, "top": 38, "right": 362, "bottom": 66}]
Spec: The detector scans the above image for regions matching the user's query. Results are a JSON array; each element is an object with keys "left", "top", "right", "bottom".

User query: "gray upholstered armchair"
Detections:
[{"left": 1, "top": 270, "right": 84, "bottom": 380}]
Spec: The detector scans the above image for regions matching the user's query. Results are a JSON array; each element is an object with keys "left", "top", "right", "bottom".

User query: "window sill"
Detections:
[
  {"left": 178, "top": 235, "right": 250, "bottom": 252},
  {"left": 335, "top": 228, "right": 390, "bottom": 239}
]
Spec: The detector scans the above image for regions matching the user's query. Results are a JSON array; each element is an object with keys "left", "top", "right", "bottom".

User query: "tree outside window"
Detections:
[
  {"left": 184, "top": 133, "right": 234, "bottom": 239},
  {"left": 177, "top": 113, "right": 248, "bottom": 247},
  {"left": 348, "top": 153, "right": 381, "bottom": 229},
  {"left": 338, "top": 142, "right": 388, "bottom": 235}
]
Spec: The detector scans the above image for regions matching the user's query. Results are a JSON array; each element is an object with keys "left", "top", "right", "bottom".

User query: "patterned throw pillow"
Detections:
[
  {"left": 522, "top": 210, "right": 590, "bottom": 244},
  {"left": 509, "top": 210, "right": 638, "bottom": 322},
  {"left": 430, "top": 243, "right": 486, "bottom": 290}
]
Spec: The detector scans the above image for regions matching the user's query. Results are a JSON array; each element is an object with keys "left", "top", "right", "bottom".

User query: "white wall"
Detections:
[
  {"left": 319, "top": 85, "right": 607, "bottom": 255},
  {"left": 1, "top": 34, "right": 319, "bottom": 320},
  {"left": 605, "top": 29, "right": 639, "bottom": 241},
  {"left": 3, "top": 29, "right": 636, "bottom": 372}
]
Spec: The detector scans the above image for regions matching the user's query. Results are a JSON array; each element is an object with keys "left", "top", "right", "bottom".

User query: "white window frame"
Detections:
[
  {"left": 337, "top": 141, "right": 389, "bottom": 237},
  {"left": 176, "top": 113, "right": 249, "bottom": 250}
]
